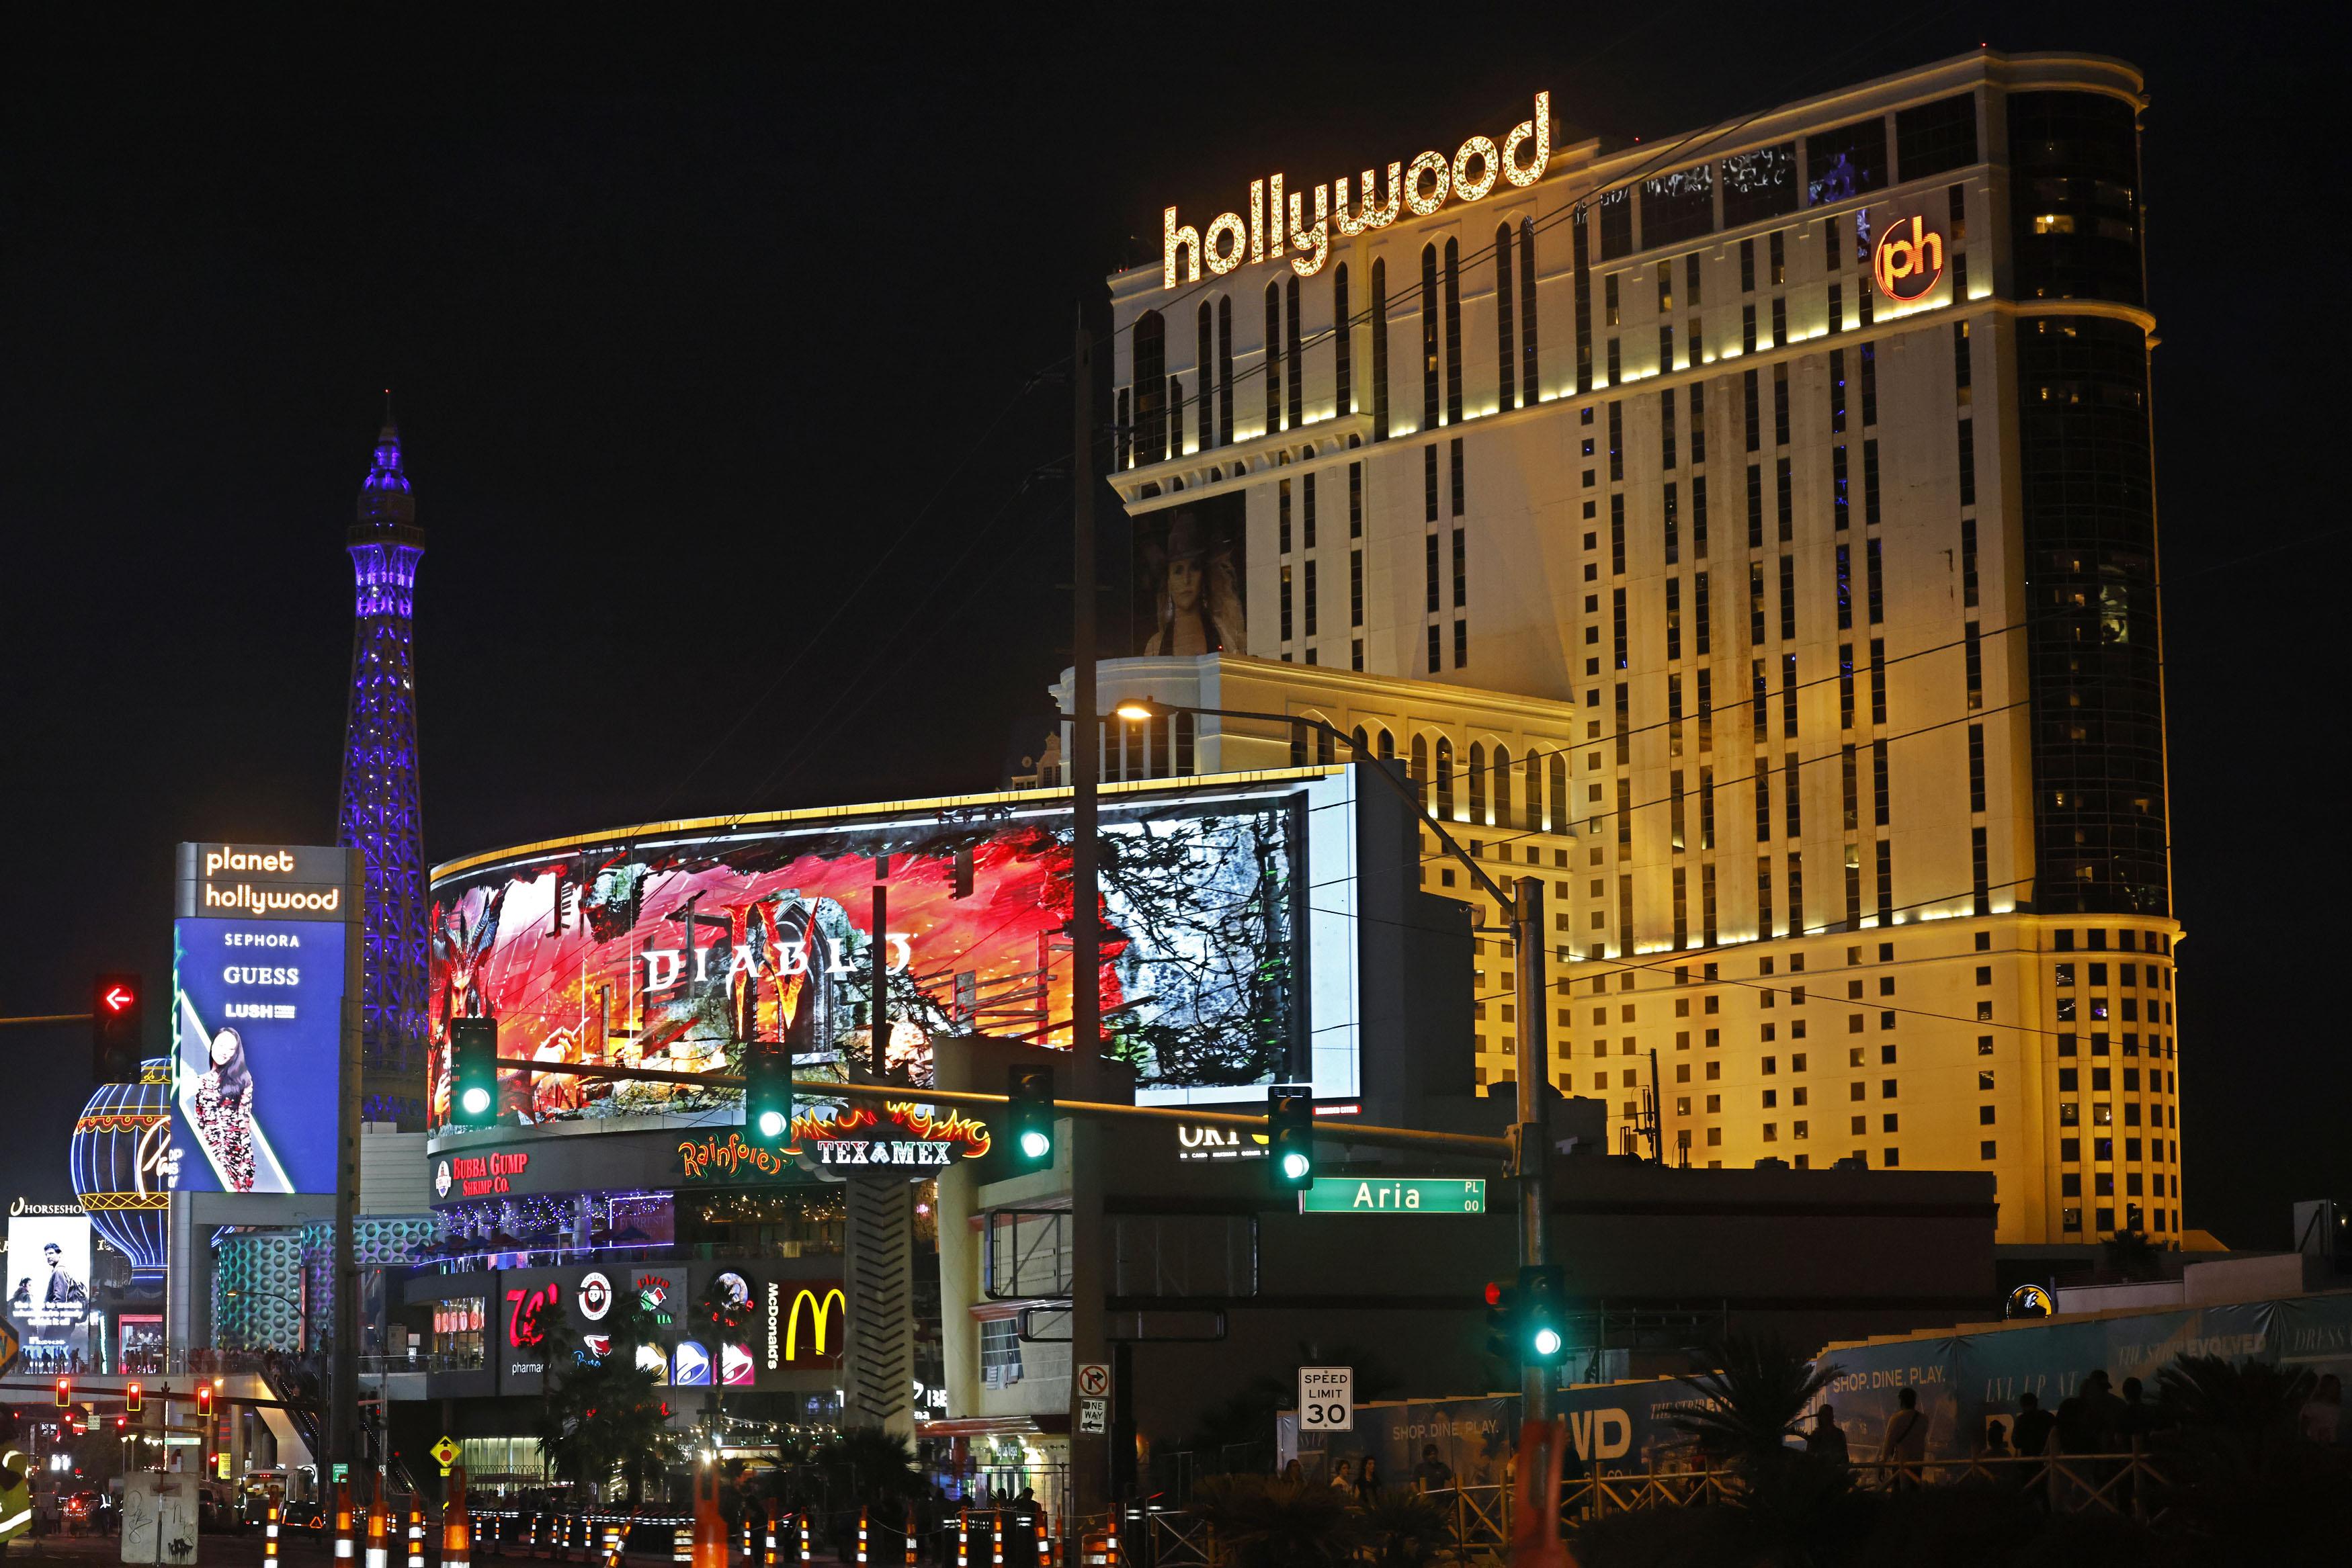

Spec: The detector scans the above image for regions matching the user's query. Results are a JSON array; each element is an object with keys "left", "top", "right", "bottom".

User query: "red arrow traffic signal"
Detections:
[
  {"left": 103, "top": 985, "right": 135, "bottom": 1012},
  {"left": 93, "top": 972, "right": 144, "bottom": 1082}
]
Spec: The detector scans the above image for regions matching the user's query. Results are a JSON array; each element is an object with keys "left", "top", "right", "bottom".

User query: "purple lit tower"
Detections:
[{"left": 337, "top": 413, "right": 429, "bottom": 1104}]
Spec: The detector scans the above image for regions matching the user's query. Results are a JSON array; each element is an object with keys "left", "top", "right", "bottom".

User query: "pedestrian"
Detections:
[
  {"left": 2011, "top": 1391, "right": 2054, "bottom": 1458},
  {"left": 1355, "top": 1456, "right": 1383, "bottom": 1506},
  {"left": 2117, "top": 1376, "right": 2152, "bottom": 1442},
  {"left": 1329, "top": 1458, "right": 1355, "bottom": 1496},
  {"left": 1879, "top": 1387, "right": 1927, "bottom": 1489},
  {"left": 1982, "top": 1420, "right": 2011, "bottom": 1460},
  {"left": 2300, "top": 1374, "right": 2342, "bottom": 1444},
  {"left": 1279, "top": 1459, "right": 1303, "bottom": 1485},
  {"left": 1804, "top": 1404, "right": 1849, "bottom": 1469},
  {"left": 1411, "top": 1444, "right": 1454, "bottom": 1494}
]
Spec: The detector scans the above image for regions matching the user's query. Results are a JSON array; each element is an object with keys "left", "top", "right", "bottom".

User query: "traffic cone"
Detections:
[
  {"left": 409, "top": 1506, "right": 426, "bottom": 1568},
  {"left": 443, "top": 1467, "right": 474, "bottom": 1568},
  {"left": 335, "top": 1480, "right": 356, "bottom": 1568},
  {"left": 691, "top": 1465, "right": 728, "bottom": 1568},
  {"left": 265, "top": 1503, "right": 281, "bottom": 1565},
  {"left": 367, "top": 1480, "right": 390, "bottom": 1568}
]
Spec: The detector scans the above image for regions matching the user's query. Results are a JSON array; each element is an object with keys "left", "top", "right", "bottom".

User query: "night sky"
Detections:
[{"left": 2, "top": 7, "right": 2339, "bottom": 1250}]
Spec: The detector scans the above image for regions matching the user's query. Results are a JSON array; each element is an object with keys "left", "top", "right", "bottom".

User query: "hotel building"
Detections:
[{"left": 1089, "top": 49, "right": 2175, "bottom": 1246}]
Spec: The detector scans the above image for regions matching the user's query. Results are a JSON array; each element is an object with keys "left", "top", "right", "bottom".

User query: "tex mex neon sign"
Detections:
[{"left": 677, "top": 1100, "right": 992, "bottom": 1180}]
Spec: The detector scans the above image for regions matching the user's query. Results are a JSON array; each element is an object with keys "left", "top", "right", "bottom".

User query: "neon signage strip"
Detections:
[{"left": 1163, "top": 94, "right": 1551, "bottom": 288}]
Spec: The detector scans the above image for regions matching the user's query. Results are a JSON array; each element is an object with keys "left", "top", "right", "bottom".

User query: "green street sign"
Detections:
[{"left": 1298, "top": 1177, "right": 1486, "bottom": 1214}]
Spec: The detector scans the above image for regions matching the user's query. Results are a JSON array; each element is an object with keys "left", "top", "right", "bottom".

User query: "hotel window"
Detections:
[
  {"left": 1740, "top": 237, "right": 1755, "bottom": 292},
  {"left": 1573, "top": 210, "right": 1593, "bottom": 392},
  {"left": 1455, "top": 619, "right": 1468, "bottom": 668},
  {"left": 1778, "top": 556, "right": 1797, "bottom": 642},
  {"left": 1869, "top": 638, "right": 1887, "bottom": 726},
  {"left": 1768, "top": 229, "right": 1786, "bottom": 286},
  {"left": 1519, "top": 218, "right": 1540, "bottom": 398},
  {"left": 1872, "top": 740, "right": 1889, "bottom": 826},
  {"left": 1776, "top": 458, "right": 1794, "bottom": 542},
  {"left": 1773, "top": 363, "right": 1790, "bottom": 446},
  {"left": 1754, "top": 763, "right": 1772, "bottom": 841},
  {"left": 1279, "top": 479, "right": 1292, "bottom": 554},
  {"left": 1741, "top": 303, "right": 1757, "bottom": 353},
  {"left": 1333, "top": 263, "right": 1353, "bottom": 416},
  {"left": 1264, "top": 281, "right": 1284, "bottom": 433},
  {"left": 1860, "top": 342, "right": 1877, "bottom": 424},
  {"left": 1424, "top": 443, "right": 1439, "bottom": 521},
  {"left": 1608, "top": 402, "right": 1624, "bottom": 482},
  {"left": 1196, "top": 302, "right": 1214, "bottom": 453},
  {"left": 1771, "top": 296, "right": 1787, "bottom": 347},
  {"left": 1964, "top": 621, "right": 1982, "bottom": 710},
  {"left": 1421, "top": 245, "right": 1439, "bottom": 431},
  {"left": 1215, "top": 295, "right": 1234, "bottom": 446},
  {"left": 1827, "top": 282, "right": 1843, "bottom": 334},
  {"left": 1686, "top": 252, "right": 1703, "bottom": 308},
  {"left": 1495, "top": 224, "right": 1517, "bottom": 411},
  {"left": 1302, "top": 472, "right": 1317, "bottom": 548},
  {"left": 1611, "top": 494, "right": 1626, "bottom": 575},
  {"left": 1279, "top": 566, "right": 1294, "bottom": 642},
  {"left": 1865, "top": 538, "right": 1883, "bottom": 623},
  {"left": 1957, "top": 419, "right": 1976, "bottom": 507},
  {"left": 1451, "top": 437, "right": 1466, "bottom": 516},
  {"left": 1347, "top": 462, "right": 1363, "bottom": 537},
  {"left": 1370, "top": 258, "right": 1390, "bottom": 440},
  {"left": 1690, "top": 382, "right": 1708, "bottom": 466},
  {"left": 1350, "top": 550, "right": 1364, "bottom": 627},
  {"left": 1953, "top": 319, "right": 1972, "bottom": 399},
  {"left": 1662, "top": 390, "right": 1678, "bottom": 470},
  {"left": 1743, "top": 370, "right": 1760, "bottom": 453},
  {"left": 1968, "top": 724, "right": 1986, "bottom": 812},
  {"left": 1665, "top": 484, "right": 1681, "bottom": 564},
  {"left": 1133, "top": 310, "right": 1166, "bottom": 464},
  {"left": 1836, "top": 545, "right": 1853, "bottom": 630},
  {"left": 1443, "top": 238, "right": 1464, "bottom": 425},
  {"left": 1612, "top": 588, "right": 1628, "bottom": 670},
  {"left": 1749, "top": 563, "right": 1766, "bottom": 646},
  {"left": 1838, "top": 646, "right": 1855, "bottom": 730},
  {"left": 1425, "top": 535, "right": 1440, "bottom": 613},
  {"left": 1695, "top": 572, "right": 1712, "bottom": 656},
  {"left": 1454, "top": 529, "right": 1468, "bottom": 609},
  {"left": 1746, "top": 464, "right": 1763, "bottom": 548},
  {"left": 1116, "top": 388, "right": 1130, "bottom": 469},
  {"left": 1605, "top": 271, "right": 1620, "bottom": 327},
  {"left": 1304, "top": 560, "right": 1319, "bottom": 637}
]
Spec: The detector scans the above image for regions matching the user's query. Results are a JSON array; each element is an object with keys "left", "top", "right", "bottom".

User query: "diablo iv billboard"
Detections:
[{"left": 427, "top": 777, "right": 1349, "bottom": 1127}]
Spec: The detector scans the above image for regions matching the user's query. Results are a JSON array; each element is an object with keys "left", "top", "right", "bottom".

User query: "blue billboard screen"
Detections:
[{"left": 171, "top": 916, "right": 344, "bottom": 1193}]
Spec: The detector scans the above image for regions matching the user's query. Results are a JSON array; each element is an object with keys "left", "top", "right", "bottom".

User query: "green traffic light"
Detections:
[
  {"left": 460, "top": 1086, "right": 491, "bottom": 1117},
  {"left": 1531, "top": 1326, "right": 1563, "bottom": 1358},
  {"left": 1280, "top": 1150, "right": 1312, "bottom": 1182},
  {"left": 1019, "top": 1129, "right": 1052, "bottom": 1161},
  {"left": 757, "top": 1109, "right": 786, "bottom": 1138}
]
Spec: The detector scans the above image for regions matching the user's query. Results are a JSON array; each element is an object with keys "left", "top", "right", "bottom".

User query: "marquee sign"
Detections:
[
  {"left": 1872, "top": 214, "right": 1945, "bottom": 303},
  {"left": 677, "top": 1100, "right": 991, "bottom": 1181},
  {"left": 1163, "top": 93, "right": 1551, "bottom": 288}
]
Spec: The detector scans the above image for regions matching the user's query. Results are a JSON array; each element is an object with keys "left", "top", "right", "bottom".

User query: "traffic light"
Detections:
[
  {"left": 1484, "top": 1279, "right": 1519, "bottom": 1360},
  {"left": 53, "top": 1378, "right": 69, "bottom": 1409},
  {"left": 196, "top": 1385, "right": 214, "bottom": 1419},
  {"left": 1267, "top": 1083, "right": 1316, "bottom": 1190},
  {"left": 93, "top": 973, "right": 143, "bottom": 1081},
  {"left": 1517, "top": 1264, "right": 1568, "bottom": 1366},
  {"left": 450, "top": 1017, "right": 498, "bottom": 1128},
  {"left": 1006, "top": 1065, "right": 1055, "bottom": 1168},
  {"left": 743, "top": 1041, "right": 793, "bottom": 1156},
  {"left": 124, "top": 1383, "right": 142, "bottom": 1415}
]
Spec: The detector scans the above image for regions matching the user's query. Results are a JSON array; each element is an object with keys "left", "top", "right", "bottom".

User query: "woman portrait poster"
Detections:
[{"left": 1136, "top": 494, "right": 1247, "bottom": 656}]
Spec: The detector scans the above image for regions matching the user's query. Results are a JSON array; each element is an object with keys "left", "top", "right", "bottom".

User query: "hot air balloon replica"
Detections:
[{"left": 71, "top": 1057, "right": 173, "bottom": 1280}]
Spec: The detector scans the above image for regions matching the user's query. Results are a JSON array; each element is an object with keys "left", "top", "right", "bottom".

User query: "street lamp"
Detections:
[{"left": 1114, "top": 696, "right": 1558, "bottom": 1422}]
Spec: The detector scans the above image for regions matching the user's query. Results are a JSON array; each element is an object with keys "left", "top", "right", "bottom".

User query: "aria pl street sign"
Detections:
[{"left": 1297, "top": 1177, "right": 1486, "bottom": 1214}]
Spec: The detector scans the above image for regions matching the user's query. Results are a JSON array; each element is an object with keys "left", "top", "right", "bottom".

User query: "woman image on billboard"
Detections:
[
  {"left": 193, "top": 1025, "right": 259, "bottom": 1190},
  {"left": 1142, "top": 510, "right": 1245, "bottom": 656}
]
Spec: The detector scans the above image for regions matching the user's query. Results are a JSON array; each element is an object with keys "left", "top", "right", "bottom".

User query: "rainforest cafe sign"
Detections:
[
  {"left": 1163, "top": 93, "right": 1551, "bottom": 288},
  {"left": 677, "top": 1100, "right": 992, "bottom": 1181}
]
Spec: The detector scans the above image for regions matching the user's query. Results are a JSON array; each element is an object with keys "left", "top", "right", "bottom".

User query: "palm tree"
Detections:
[
  {"left": 2154, "top": 1354, "right": 2338, "bottom": 1555},
  {"left": 1191, "top": 1476, "right": 1367, "bottom": 1568},
  {"left": 1666, "top": 1336, "right": 1842, "bottom": 1477},
  {"left": 2099, "top": 1229, "right": 2163, "bottom": 1282},
  {"left": 532, "top": 1293, "right": 682, "bottom": 1506}
]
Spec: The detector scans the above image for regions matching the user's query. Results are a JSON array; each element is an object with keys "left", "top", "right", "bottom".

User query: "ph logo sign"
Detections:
[{"left": 1873, "top": 214, "right": 1945, "bottom": 302}]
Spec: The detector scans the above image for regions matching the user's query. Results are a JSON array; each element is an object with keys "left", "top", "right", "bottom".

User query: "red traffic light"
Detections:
[
  {"left": 1484, "top": 1280, "right": 1505, "bottom": 1307},
  {"left": 54, "top": 1377, "right": 71, "bottom": 1407},
  {"left": 93, "top": 971, "right": 144, "bottom": 1082},
  {"left": 124, "top": 1381, "right": 142, "bottom": 1413},
  {"left": 101, "top": 982, "right": 137, "bottom": 1012},
  {"left": 197, "top": 1385, "right": 214, "bottom": 1415}
]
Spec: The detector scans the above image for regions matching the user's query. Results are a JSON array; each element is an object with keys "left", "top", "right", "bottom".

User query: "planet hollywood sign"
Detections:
[{"left": 1162, "top": 93, "right": 1552, "bottom": 288}]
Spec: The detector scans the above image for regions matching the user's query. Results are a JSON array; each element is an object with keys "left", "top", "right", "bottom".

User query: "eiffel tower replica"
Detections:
[{"left": 337, "top": 400, "right": 429, "bottom": 1121}]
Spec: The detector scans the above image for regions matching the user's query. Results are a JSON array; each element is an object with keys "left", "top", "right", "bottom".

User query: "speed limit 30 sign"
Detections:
[{"left": 1298, "top": 1365, "right": 1353, "bottom": 1432}]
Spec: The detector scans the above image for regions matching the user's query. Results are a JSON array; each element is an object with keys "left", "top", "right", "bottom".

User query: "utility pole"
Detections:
[
  {"left": 1070, "top": 317, "right": 1099, "bottom": 1061},
  {"left": 870, "top": 856, "right": 890, "bottom": 1077},
  {"left": 1513, "top": 875, "right": 1553, "bottom": 1425}
]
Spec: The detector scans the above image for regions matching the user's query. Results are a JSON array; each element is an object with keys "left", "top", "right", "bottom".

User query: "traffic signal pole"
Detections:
[{"left": 1109, "top": 699, "right": 1556, "bottom": 1422}]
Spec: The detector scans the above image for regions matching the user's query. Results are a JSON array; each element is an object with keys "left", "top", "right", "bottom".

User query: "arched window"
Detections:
[
  {"left": 1443, "top": 237, "right": 1464, "bottom": 426},
  {"left": 1548, "top": 754, "right": 1568, "bottom": 834},
  {"left": 1421, "top": 245, "right": 1439, "bottom": 431},
  {"left": 1495, "top": 746, "right": 1513, "bottom": 827},
  {"left": 1264, "top": 282, "right": 1284, "bottom": 433},
  {"left": 1435, "top": 737, "right": 1457, "bottom": 820},
  {"left": 1134, "top": 310, "right": 1166, "bottom": 463},
  {"left": 1175, "top": 711, "right": 1196, "bottom": 775},
  {"left": 1168, "top": 376, "right": 1184, "bottom": 458},
  {"left": 1351, "top": 724, "right": 1369, "bottom": 757},
  {"left": 1378, "top": 728, "right": 1395, "bottom": 761},
  {"left": 1410, "top": 734, "right": 1429, "bottom": 808},
  {"left": 1196, "top": 301, "right": 1215, "bottom": 452},
  {"left": 1285, "top": 274, "right": 1305, "bottom": 431},
  {"left": 1468, "top": 743, "right": 1487, "bottom": 824},
  {"left": 1117, "top": 388, "right": 1131, "bottom": 469},
  {"left": 1495, "top": 222, "right": 1517, "bottom": 411},
  {"left": 1290, "top": 722, "right": 1309, "bottom": 767},
  {"left": 1525, "top": 750, "right": 1543, "bottom": 831},
  {"left": 1316, "top": 727, "right": 1335, "bottom": 765},
  {"left": 1333, "top": 263, "right": 1353, "bottom": 415},
  {"left": 1217, "top": 296, "right": 1235, "bottom": 445},
  {"left": 1519, "top": 217, "right": 1540, "bottom": 398},
  {"left": 1371, "top": 257, "right": 1390, "bottom": 441}
]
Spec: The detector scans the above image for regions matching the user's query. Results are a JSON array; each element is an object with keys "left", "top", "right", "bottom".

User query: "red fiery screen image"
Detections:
[{"left": 427, "top": 800, "right": 1299, "bottom": 1127}]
